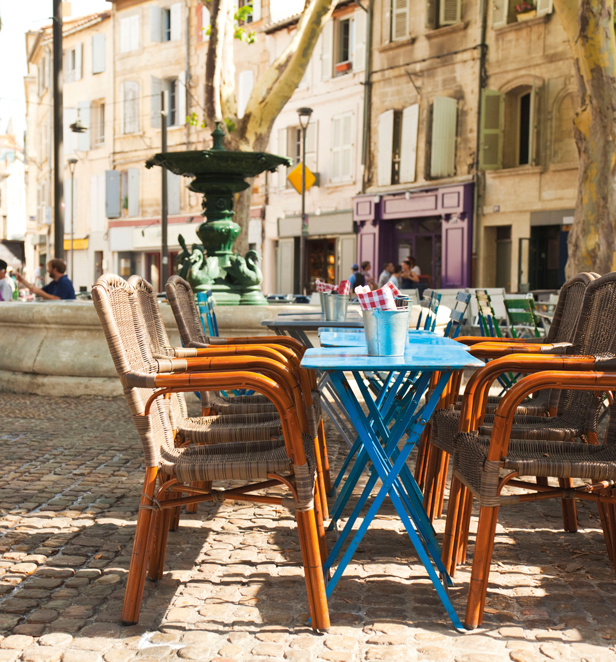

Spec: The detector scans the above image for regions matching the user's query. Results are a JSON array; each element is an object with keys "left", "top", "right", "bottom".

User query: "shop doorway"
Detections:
[
  {"left": 529, "top": 225, "right": 566, "bottom": 290},
  {"left": 394, "top": 217, "right": 442, "bottom": 289},
  {"left": 307, "top": 237, "right": 336, "bottom": 287},
  {"left": 146, "top": 252, "right": 161, "bottom": 292}
]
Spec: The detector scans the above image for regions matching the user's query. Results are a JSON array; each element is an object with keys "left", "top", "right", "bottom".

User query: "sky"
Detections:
[{"left": 0, "top": 0, "right": 112, "bottom": 143}]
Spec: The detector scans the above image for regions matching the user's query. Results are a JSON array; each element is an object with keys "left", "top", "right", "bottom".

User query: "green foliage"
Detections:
[
  {"left": 224, "top": 118, "right": 237, "bottom": 133},
  {"left": 187, "top": 112, "right": 207, "bottom": 128},
  {"left": 201, "top": 1, "right": 256, "bottom": 44}
]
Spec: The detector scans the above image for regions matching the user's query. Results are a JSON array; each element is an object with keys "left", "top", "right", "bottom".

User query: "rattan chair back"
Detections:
[
  {"left": 165, "top": 275, "right": 208, "bottom": 347},
  {"left": 92, "top": 274, "right": 174, "bottom": 467},
  {"left": 546, "top": 272, "right": 598, "bottom": 344}
]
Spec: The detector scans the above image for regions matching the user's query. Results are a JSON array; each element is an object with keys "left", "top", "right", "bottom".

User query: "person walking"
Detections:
[
  {"left": 0, "top": 260, "right": 15, "bottom": 302},
  {"left": 361, "top": 261, "right": 375, "bottom": 289},
  {"left": 15, "top": 258, "right": 76, "bottom": 300},
  {"left": 377, "top": 262, "right": 394, "bottom": 288},
  {"left": 348, "top": 263, "right": 366, "bottom": 290}
]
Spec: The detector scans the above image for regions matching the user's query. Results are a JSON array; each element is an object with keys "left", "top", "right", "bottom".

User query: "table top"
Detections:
[
  {"left": 262, "top": 314, "right": 364, "bottom": 329},
  {"left": 319, "top": 329, "right": 464, "bottom": 348},
  {"left": 301, "top": 345, "right": 484, "bottom": 371}
]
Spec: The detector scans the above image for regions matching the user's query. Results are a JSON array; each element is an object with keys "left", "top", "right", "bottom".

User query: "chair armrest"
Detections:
[
  {"left": 457, "top": 336, "right": 545, "bottom": 346},
  {"left": 486, "top": 370, "right": 616, "bottom": 462},
  {"left": 204, "top": 335, "right": 306, "bottom": 358},
  {"left": 469, "top": 342, "right": 572, "bottom": 358}
]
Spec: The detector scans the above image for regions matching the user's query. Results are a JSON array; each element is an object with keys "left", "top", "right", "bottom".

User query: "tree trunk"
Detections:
[
  {"left": 204, "top": 0, "right": 337, "bottom": 247},
  {"left": 553, "top": 0, "right": 616, "bottom": 277}
]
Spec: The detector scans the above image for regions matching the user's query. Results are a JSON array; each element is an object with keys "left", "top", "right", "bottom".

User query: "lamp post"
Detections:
[
  {"left": 297, "top": 106, "right": 312, "bottom": 295},
  {"left": 67, "top": 157, "right": 78, "bottom": 283}
]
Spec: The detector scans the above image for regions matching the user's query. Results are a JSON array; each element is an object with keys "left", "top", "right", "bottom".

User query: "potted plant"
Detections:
[
  {"left": 335, "top": 61, "right": 352, "bottom": 73},
  {"left": 122, "top": 196, "right": 129, "bottom": 216},
  {"left": 515, "top": 1, "right": 537, "bottom": 20}
]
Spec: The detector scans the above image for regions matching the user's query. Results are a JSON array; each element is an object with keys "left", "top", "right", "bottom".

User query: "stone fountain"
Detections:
[{"left": 146, "top": 123, "right": 291, "bottom": 305}]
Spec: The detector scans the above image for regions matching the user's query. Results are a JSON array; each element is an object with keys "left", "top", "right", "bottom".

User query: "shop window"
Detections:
[
  {"left": 492, "top": 0, "right": 552, "bottom": 28},
  {"left": 426, "top": 0, "right": 461, "bottom": 30}
]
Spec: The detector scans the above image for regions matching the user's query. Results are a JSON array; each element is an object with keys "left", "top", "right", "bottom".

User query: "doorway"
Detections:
[
  {"left": 495, "top": 226, "right": 512, "bottom": 292},
  {"left": 307, "top": 238, "right": 336, "bottom": 287},
  {"left": 529, "top": 225, "right": 564, "bottom": 290},
  {"left": 394, "top": 217, "right": 442, "bottom": 288}
]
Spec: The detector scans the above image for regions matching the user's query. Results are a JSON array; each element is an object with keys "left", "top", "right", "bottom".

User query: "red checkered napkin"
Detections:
[
  {"left": 316, "top": 280, "right": 336, "bottom": 293},
  {"left": 337, "top": 280, "right": 350, "bottom": 295},
  {"left": 383, "top": 281, "right": 401, "bottom": 298},
  {"left": 355, "top": 285, "right": 397, "bottom": 311}
]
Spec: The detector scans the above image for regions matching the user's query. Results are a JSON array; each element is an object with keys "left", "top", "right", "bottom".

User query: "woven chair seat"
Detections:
[
  {"left": 453, "top": 390, "right": 550, "bottom": 416},
  {"left": 454, "top": 430, "right": 616, "bottom": 508},
  {"left": 178, "top": 414, "right": 283, "bottom": 445},
  {"left": 431, "top": 406, "right": 581, "bottom": 456},
  {"left": 209, "top": 393, "right": 278, "bottom": 415}
]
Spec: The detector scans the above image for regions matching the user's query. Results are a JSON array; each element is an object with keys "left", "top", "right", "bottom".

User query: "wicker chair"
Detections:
[
  {"left": 166, "top": 275, "right": 331, "bottom": 493},
  {"left": 92, "top": 274, "right": 329, "bottom": 630},
  {"left": 451, "top": 369, "right": 616, "bottom": 629},
  {"left": 421, "top": 273, "right": 598, "bottom": 523}
]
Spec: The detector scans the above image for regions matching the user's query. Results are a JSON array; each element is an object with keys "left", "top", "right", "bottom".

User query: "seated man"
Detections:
[
  {"left": 0, "top": 260, "right": 15, "bottom": 301},
  {"left": 16, "top": 258, "right": 76, "bottom": 300}
]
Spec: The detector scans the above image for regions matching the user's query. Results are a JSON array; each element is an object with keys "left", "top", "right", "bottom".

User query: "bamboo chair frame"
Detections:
[
  {"left": 92, "top": 276, "right": 330, "bottom": 630},
  {"left": 451, "top": 369, "right": 616, "bottom": 629}
]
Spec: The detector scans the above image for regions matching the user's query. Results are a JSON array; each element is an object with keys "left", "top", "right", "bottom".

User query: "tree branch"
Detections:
[{"left": 204, "top": 0, "right": 225, "bottom": 130}]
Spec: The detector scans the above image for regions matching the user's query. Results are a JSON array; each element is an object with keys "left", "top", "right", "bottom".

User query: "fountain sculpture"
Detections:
[{"left": 146, "top": 123, "right": 291, "bottom": 305}]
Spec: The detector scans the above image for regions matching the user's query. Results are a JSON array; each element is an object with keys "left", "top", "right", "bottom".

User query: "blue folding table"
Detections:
[{"left": 301, "top": 345, "right": 484, "bottom": 629}]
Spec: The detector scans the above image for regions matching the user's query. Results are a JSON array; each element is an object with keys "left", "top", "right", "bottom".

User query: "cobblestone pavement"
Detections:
[{"left": 0, "top": 393, "right": 615, "bottom": 662}]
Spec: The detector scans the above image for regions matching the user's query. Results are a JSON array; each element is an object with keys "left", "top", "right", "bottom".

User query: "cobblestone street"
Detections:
[{"left": 0, "top": 393, "right": 615, "bottom": 661}]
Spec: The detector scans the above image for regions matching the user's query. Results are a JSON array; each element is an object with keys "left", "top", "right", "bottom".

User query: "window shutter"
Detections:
[
  {"left": 196, "top": 4, "right": 203, "bottom": 40},
  {"left": 130, "top": 15, "right": 140, "bottom": 50},
  {"left": 168, "top": 171, "right": 181, "bottom": 215},
  {"left": 252, "top": 0, "right": 261, "bottom": 21},
  {"left": 150, "top": 77, "right": 162, "bottom": 128},
  {"left": 150, "top": 6, "right": 162, "bottom": 42},
  {"left": 341, "top": 114, "right": 353, "bottom": 179},
  {"left": 320, "top": 19, "right": 333, "bottom": 81},
  {"left": 177, "top": 71, "right": 186, "bottom": 125},
  {"left": 430, "top": 96, "right": 457, "bottom": 178},
  {"left": 305, "top": 120, "right": 318, "bottom": 173},
  {"left": 332, "top": 116, "right": 342, "bottom": 181},
  {"left": 64, "top": 177, "right": 73, "bottom": 231},
  {"left": 75, "top": 43, "right": 82, "bottom": 80},
  {"left": 128, "top": 168, "right": 139, "bottom": 217},
  {"left": 276, "top": 238, "right": 295, "bottom": 294},
  {"left": 120, "top": 18, "right": 131, "bottom": 52},
  {"left": 170, "top": 3, "right": 182, "bottom": 41},
  {"left": 353, "top": 8, "right": 366, "bottom": 72},
  {"left": 90, "top": 176, "right": 98, "bottom": 232},
  {"left": 201, "top": 3, "right": 210, "bottom": 39},
  {"left": 105, "top": 170, "right": 120, "bottom": 218},
  {"left": 392, "top": 0, "right": 409, "bottom": 41},
  {"left": 479, "top": 89, "right": 504, "bottom": 170},
  {"left": 440, "top": 0, "right": 461, "bottom": 25},
  {"left": 536, "top": 0, "right": 552, "bottom": 15},
  {"left": 492, "top": 0, "right": 509, "bottom": 28},
  {"left": 425, "top": 0, "right": 437, "bottom": 29},
  {"left": 92, "top": 34, "right": 105, "bottom": 73},
  {"left": 377, "top": 110, "right": 394, "bottom": 186},
  {"left": 122, "top": 81, "right": 139, "bottom": 134},
  {"left": 237, "top": 70, "right": 254, "bottom": 119},
  {"left": 400, "top": 104, "right": 419, "bottom": 183},
  {"left": 77, "top": 101, "right": 91, "bottom": 151}
]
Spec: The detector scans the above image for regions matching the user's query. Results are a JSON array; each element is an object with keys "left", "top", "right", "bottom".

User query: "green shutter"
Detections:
[
  {"left": 430, "top": 96, "right": 457, "bottom": 178},
  {"left": 479, "top": 90, "right": 504, "bottom": 170}
]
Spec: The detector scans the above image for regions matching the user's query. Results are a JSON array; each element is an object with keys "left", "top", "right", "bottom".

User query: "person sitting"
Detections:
[
  {"left": 400, "top": 259, "right": 419, "bottom": 289},
  {"left": 15, "top": 258, "right": 76, "bottom": 300},
  {"left": 377, "top": 261, "right": 394, "bottom": 288},
  {"left": 0, "top": 260, "right": 15, "bottom": 302},
  {"left": 388, "top": 264, "right": 402, "bottom": 289}
]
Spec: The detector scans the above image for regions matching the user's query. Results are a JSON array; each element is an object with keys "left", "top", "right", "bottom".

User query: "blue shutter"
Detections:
[{"left": 105, "top": 170, "right": 120, "bottom": 218}]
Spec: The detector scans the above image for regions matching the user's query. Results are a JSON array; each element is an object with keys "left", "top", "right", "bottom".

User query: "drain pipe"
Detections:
[
  {"left": 356, "top": 0, "right": 372, "bottom": 194},
  {"left": 472, "top": 0, "right": 488, "bottom": 286}
]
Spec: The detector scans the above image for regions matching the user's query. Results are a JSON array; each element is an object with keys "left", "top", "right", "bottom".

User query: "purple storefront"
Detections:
[{"left": 353, "top": 182, "right": 473, "bottom": 289}]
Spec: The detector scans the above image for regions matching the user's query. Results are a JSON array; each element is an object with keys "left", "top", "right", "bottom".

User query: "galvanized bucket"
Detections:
[
  {"left": 362, "top": 308, "right": 411, "bottom": 356},
  {"left": 323, "top": 293, "right": 349, "bottom": 321}
]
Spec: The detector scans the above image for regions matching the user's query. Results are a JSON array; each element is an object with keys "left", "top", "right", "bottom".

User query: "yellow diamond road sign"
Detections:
[{"left": 287, "top": 162, "right": 316, "bottom": 194}]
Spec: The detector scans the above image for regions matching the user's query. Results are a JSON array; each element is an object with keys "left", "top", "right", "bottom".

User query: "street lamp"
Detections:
[
  {"left": 67, "top": 158, "right": 78, "bottom": 283},
  {"left": 297, "top": 106, "right": 312, "bottom": 295}
]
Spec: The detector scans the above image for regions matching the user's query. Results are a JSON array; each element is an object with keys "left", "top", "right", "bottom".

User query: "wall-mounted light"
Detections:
[
  {"left": 405, "top": 191, "right": 411, "bottom": 200},
  {"left": 373, "top": 195, "right": 380, "bottom": 203}
]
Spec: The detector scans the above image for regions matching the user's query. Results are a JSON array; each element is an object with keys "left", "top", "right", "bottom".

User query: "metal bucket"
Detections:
[
  {"left": 362, "top": 308, "right": 411, "bottom": 356},
  {"left": 323, "top": 293, "right": 349, "bottom": 321}
]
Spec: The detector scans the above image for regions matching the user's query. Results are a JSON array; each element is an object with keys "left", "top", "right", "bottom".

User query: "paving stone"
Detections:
[
  {"left": 103, "top": 650, "right": 136, "bottom": 662},
  {"left": 0, "top": 651, "right": 19, "bottom": 662},
  {"left": 0, "top": 635, "right": 34, "bottom": 650},
  {"left": 21, "top": 646, "right": 64, "bottom": 662},
  {"left": 12, "top": 624, "right": 45, "bottom": 637},
  {"left": 177, "top": 646, "right": 211, "bottom": 660},
  {"left": 27, "top": 610, "right": 59, "bottom": 624}
]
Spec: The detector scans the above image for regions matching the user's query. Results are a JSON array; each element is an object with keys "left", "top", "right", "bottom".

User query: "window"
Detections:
[
  {"left": 92, "top": 101, "right": 105, "bottom": 146},
  {"left": 479, "top": 85, "right": 540, "bottom": 170},
  {"left": 120, "top": 168, "right": 140, "bottom": 217},
  {"left": 238, "top": 0, "right": 261, "bottom": 23},
  {"left": 337, "top": 18, "right": 353, "bottom": 65},
  {"left": 168, "top": 78, "right": 178, "bottom": 126},
  {"left": 150, "top": 4, "right": 182, "bottom": 42},
  {"left": 122, "top": 81, "right": 139, "bottom": 134},
  {"left": 238, "top": 0, "right": 253, "bottom": 23},
  {"left": 276, "top": 124, "right": 317, "bottom": 189},
  {"left": 321, "top": 10, "right": 365, "bottom": 80},
  {"left": 198, "top": 3, "right": 211, "bottom": 41},
  {"left": 331, "top": 112, "right": 353, "bottom": 182},
  {"left": 492, "top": 0, "right": 552, "bottom": 28},
  {"left": 38, "top": 52, "right": 49, "bottom": 96},
  {"left": 64, "top": 44, "right": 82, "bottom": 83},
  {"left": 378, "top": 105, "right": 419, "bottom": 186},
  {"left": 120, "top": 15, "right": 140, "bottom": 53},
  {"left": 426, "top": 0, "right": 461, "bottom": 30}
]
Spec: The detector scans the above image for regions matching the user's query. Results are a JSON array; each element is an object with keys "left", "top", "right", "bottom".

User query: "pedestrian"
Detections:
[
  {"left": 389, "top": 264, "right": 402, "bottom": 289},
  {"left": 361, "top": 261, "right": 375, "bottom": 289},
  {"left": 15, "top": 258, "right": 76, "bottom": 300},
  {"left": 377, "top": 261, "right": 394, "bottom": 288},
  {"left": 348, "top": 263, "right": 366, "bottom": 290},
  {"left": 400, "top": 260, "right": 418, "bottom": 289},
  {"left": 0, "top": 260, "right": 14, "bottom": 302}
]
